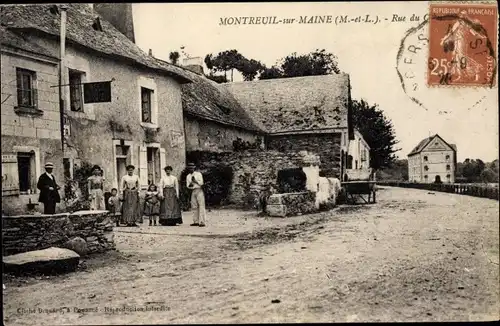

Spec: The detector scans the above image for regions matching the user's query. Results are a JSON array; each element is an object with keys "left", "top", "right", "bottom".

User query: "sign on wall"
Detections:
[
  {"left": 83, "top": 81, "right": 112, "bottom": 103},
  {"left": 170, "top": 131, "right": 184, "bottom": 148}
]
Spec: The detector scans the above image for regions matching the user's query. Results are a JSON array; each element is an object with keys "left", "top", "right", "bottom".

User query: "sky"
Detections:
[{"left": 132, "top": 1, "right": 499, "bottom": 162}]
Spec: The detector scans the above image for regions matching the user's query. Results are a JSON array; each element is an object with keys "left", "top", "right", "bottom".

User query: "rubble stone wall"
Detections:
[
  {"left": 2, "top": 211, "right": 115, "bottom": 256},
  {"left": 191, "top": 150, "right": 320, "bottom": 208},
  {"left": 266, "top": 133, "right": 342, "bottom": 178}
]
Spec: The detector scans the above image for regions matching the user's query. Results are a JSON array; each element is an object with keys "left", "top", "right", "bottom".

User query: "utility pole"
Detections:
[{"left": 59, "top": 5, "right": 68, "bottom": 152}]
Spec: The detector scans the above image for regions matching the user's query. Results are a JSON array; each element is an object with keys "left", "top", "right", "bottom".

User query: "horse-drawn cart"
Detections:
[
  {"left": 342, "top": 168, "right": 377, "bottom": 204},
  {"left": 342, "top": 181, "right": 377, "bottom": 204}
]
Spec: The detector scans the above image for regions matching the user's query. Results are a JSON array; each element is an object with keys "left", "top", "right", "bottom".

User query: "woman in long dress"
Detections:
[
  {"left": 158, "top": 166, "right": 182, "bottom": 226},
  {"left": 87, "top": 165, "right": 105, "bottom": 210},
  {"left": 120, "top": 165, "right": 140, "bottom": 227}
]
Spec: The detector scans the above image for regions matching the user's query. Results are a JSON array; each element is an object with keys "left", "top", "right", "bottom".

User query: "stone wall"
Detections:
[
  {"left": 184, "top": 117, "right": 261, "bottom": 153},
  {"left": 266, "top": 133, "right": 342, "bottom": 178},
  {"left": 191, "top": 150, "right": 321, "bottom": 208},
  {"left": 2, "top": 210, "right": 115, "bottom": 256}
]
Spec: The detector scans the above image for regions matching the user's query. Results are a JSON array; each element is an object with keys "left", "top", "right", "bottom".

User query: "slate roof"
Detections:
[
  {"left": 0, "top": 4, "right": 192, "bottom": 83},
  {"left": 0, "top": 25, "right": 58, "bottom": 59},
  {"left": 174, "top": 65, "right": 263, "bottom": 132},
  {"left": 408, "top": 134, "right": 457, "bottom": 156},
  {"left": 222, "top": 74, "right": 351, "bottom": 134}
]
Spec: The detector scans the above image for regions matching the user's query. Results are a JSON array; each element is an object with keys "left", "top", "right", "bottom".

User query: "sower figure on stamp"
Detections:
[
  {"left": 37, "top": 162, "right": 61, "bottom": 215},
  {"left": 186, "top": 163, "right": 206, "bottom": 227}
]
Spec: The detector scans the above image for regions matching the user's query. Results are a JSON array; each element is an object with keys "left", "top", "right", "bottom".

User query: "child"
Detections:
[
  {"left": 108, "top": 188, "right": 121, "bottom": 227},
  {"left": 144, "top": 184, "right": 160, "bottom": 226}
]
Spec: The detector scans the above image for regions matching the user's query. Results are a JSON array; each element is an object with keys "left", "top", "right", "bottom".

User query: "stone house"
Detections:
[
  {"left": 1, "top": 25, "right": 63, "bottom": 214},
  {"left": 164, "top": 61, "right": 265, "bottom": 153},
  {"left": 1, "top": 4, "right": 193, "bottom": 215},
  {"left": 408, "top": 134, "right": 457, "bottom": 184},
  {"left": 223, "top": 74, "right": 354, "bottom": 178}
]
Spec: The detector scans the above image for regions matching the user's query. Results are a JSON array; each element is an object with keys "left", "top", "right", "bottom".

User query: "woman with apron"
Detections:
[
  {"left": 158, "top": 166, "right": 182, "bottom": 226},
  {"left": 120, "top": 165, "right": 140, "bottom": 227}
]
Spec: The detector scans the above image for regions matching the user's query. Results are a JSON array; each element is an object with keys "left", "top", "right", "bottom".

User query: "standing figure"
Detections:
[
  {"left": 120, "top": 165, "right": 140, "bottom": 227},
  {"left": 108, "top": 187, "right": 121, "bottom": 226},
  {"left": 158, "top": 166, "right": 182, "bottom": 226},
  {"left": 186, "top": 163, "right": 206, "bottom": 227},
  {"left": 144, "top": 184, "right": 161, "bottom": 226},
  {"left": 37, "top": 162, "right": 61, "bottom": 214},
  {"left": 87, "top": 165, "right": 105, "bottom": 210}
]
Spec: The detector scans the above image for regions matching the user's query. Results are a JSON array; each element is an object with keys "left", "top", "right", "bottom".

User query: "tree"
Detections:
[
  {"left": 351, "top": 99, "right": 399, "bottom": 170},
  {"left": 480, "top": 168, "right": 498, "bottom": 183},
  {"left": 169, "top": 51, "right": 180, "bottom": 65},
  {"left": 377, "top": 159, "right": 408, "bottom": 181},
  {"left": 209, "top": 49, "right": 245, "bottom": 82},
  {"left": 261, "top": 49, "right": 340, "bottom": 79},
  {"left": 237, "top": 58, "right": 265, "bottom": 81},
  {"left": 259, "top": 66, "right": 284, "bottom": 80}
]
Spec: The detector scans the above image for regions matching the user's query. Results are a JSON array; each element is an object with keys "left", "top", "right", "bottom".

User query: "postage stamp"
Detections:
[{"left": 427, "top": 2, "right": 498, "bottom": 87}]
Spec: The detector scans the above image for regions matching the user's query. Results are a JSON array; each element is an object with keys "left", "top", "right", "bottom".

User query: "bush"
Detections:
[
  {"left": 277, "top": 168, "right": 306, "bottom": 193},
  {"left": 64, "top": 161, "right": 93, "bottom": 212},
  {"left": 179, "top": 165, "right": 234, "bottom": 209}
]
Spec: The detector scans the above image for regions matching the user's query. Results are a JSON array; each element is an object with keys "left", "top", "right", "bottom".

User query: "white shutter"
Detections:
[
  {"left": 138, "top": 146, "right": 148, "bottom": 188},
  {"left": 159, "top": 148, "right": 166, "bottom": 178},
  {"left": 2, "top": 154, "right": 20, "bottom": 196}
]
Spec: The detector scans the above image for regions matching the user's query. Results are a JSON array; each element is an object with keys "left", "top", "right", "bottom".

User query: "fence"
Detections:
[{"left": 378, "top": 181, "right": 499, "bottom": 201}]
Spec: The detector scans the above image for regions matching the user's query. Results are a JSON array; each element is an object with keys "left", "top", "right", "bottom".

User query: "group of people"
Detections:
[{"left": 36, "top": 162, "right": 207, "bottom": 228}]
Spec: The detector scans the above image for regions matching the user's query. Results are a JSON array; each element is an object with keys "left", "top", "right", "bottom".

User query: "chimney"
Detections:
[
  {"left": 148, "top": 49, "right": 153, "bottom": 57},
  {"left": 93, "top": 3, "right": 135, "bottom": 43}
]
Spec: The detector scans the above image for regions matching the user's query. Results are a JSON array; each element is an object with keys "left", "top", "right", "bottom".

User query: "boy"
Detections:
[{"left": 108, "top": 188, "right": 121, "bottom": 226}]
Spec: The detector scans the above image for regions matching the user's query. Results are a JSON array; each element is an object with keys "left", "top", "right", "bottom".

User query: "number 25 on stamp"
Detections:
[{"left": 427, "top": 3, "right": 498, "bottom": 87}]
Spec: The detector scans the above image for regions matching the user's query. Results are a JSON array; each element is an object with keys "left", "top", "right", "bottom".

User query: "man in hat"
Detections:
[
  {"left": 37, "top": 162, "right": 61, "bottom": 214},
  {"left": 186, "top": 163, "right": 206, "bottom": 227}
]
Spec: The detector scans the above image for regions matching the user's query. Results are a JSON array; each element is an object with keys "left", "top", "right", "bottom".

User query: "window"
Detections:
[
  {"left": 446, "top": 174, "right": 451, "bottom": 179},
  {"left": 16, "top": 68, "right": 37, "bottom": 108},
  {"left": 146, "top": 147, "right": 160, "bottom": 185},
  {"left": 446, "top": 164, "right": 451, "bottom": 171},
  {"left": 423, "top": 156, "right": 428, "bottom": 161},
  {"left": 424, "top": 165, "right": 429, "bottom": 171},
  {"left": 424, "top": 175, "right": 428, "bottom": 179},
  {"left": 115, "top": 144, "right": 131, "bottom": 187},
  {"left": 141, "top": 87, "right": 153, "bottom": 123},
  {"left": 69, "top": 69, "right": 84, "bottom": 112},
  {"left": 446, "top": 155, "right": 450, "bottom": 160},
  {"left": 17, "top": 152, "right": 36, "bottom": 194}
]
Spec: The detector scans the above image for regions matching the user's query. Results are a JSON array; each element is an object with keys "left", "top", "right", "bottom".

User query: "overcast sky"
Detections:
[{"left": 132, "top": 1, "right": 498, "bottom": 162}]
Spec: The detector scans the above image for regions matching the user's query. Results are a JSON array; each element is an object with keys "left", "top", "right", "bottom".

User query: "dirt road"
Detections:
[{"left": 3, "top": 186, "right": 499, "bottom": 324}]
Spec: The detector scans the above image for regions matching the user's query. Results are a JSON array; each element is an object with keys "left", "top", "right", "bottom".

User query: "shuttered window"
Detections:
[
  {"left": 2, "top": 154, "right": 20, "bottom": 196},
  {"left": 138, "top": 146, "right": 148, "bottom": 188},
  {"left": 16, "top": 68, "right": 37, "bottom": 108}
]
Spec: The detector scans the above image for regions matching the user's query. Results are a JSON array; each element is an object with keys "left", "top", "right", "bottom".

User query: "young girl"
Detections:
[
  {"left": 108, "top": 188, "right": 121, "bottom": 226},
  {"left": 144, "top": 184, "right": 161, "bottom": 226}
]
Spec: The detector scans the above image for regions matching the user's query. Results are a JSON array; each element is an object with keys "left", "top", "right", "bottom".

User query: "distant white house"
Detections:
[
  {"left": 408, "top": 134, "right": 457, "bottom": 184},
  {"left": 345, "top": 129, "right": 371, "bottom": 180}
]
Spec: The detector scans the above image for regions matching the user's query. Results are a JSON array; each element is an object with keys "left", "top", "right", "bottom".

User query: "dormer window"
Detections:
[
  {"left": 92, "top": 17, "right": 103, "bottom": 32},
  {"left": 49, "top": 5, "right": 60, "bottom": 15}
]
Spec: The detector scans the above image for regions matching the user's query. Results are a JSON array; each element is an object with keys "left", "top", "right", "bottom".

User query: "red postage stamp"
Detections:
[{"left": 428, "top": 2, "right": 498, "bottom": 87}]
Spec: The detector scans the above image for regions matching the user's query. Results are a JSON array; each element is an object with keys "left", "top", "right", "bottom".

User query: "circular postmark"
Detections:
[{"left": 396, "top": 16, "right": 496, "bottom": 112}]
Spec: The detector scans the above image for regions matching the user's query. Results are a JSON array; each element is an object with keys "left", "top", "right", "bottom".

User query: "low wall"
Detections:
[
  {"left": 379, "top": 181, "right": 499, "bottom": 201},
  {"left": 2, "top": 210, "right": 115, "bottom": 256},
  {"left": 191, "top": 150, "right": 321, "bottom": 208}
]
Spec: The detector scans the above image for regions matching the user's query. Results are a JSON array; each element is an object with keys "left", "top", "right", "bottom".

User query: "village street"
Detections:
[{"left": 3, "top": 186, "right": 499, "bottom": 324}]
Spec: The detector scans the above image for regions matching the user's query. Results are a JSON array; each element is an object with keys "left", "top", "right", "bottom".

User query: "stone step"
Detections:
[{"left": 3, "top": 247, "right": 80, "bottom": 275}]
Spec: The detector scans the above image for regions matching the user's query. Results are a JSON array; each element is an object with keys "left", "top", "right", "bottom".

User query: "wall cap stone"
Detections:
[{"left": 2, "top": 213, "right": 71, "bottom": 220}]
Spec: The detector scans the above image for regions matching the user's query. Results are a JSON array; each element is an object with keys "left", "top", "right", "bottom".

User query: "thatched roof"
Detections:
[
  {"left": 222, "top": 74, "right": 351, "bottom": 134},
  {"left": 0, "top": 4, "right": 192, "bottom": 83},
  {"left": 178, "top": 68, "right": 264, "bottom": 132}
]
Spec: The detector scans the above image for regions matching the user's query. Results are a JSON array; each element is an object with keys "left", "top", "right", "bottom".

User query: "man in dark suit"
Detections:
[{"left": 37, "top": 162, "right": 61, "bottom": 214}]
